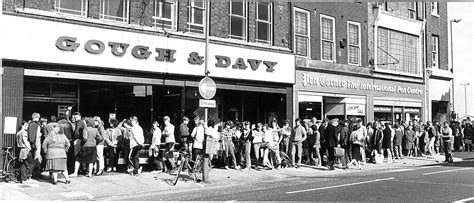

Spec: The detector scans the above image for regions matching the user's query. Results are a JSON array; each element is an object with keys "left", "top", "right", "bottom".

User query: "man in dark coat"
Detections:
[
  {"left": 339, "top": 120, "right": 350, "bottom": 168},
  {"left": 324, "top": 119, "right": 339, "bottom": 170},
  {"left": 27, "top": 112, "right": 42, "bottom": 178},
  {"left": 318, "top": 119, "right": 328, "bottom": 166}
]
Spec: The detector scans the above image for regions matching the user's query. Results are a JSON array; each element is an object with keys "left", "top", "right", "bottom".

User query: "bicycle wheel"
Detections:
[
  {"left": 172, "top": 158, "right": 184, "bottom": 186},
  {"left": 6, "top": 159, "right": 21, "bottom": 183}
]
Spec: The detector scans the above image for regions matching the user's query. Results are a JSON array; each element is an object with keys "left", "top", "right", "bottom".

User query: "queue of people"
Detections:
[{"left": 14, "top": 111, "right": 474, "bottom": 185}]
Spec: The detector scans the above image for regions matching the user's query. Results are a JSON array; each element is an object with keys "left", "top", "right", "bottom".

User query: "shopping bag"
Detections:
[
  {"left": 465, "top": 139, "right": 472, "bottom": 145},
  {"left": 334, "top": 147, "right": 345, "bottom": 158},
  {"left": 375, "top": 154, "right": 384, "bottom": 164},
  {"left": 205, "top": 139, "right": 218, "bottom": 155}
]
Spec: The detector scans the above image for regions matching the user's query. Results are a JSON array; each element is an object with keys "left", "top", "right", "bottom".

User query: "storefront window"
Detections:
[
  {"left": 374, "top": 106, "right": 392, "bottom": 123},
  {"left": 299, "top": 102, "right": 322, "bottom": 120}
]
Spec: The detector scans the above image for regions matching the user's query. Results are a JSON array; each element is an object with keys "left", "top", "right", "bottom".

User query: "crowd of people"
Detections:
[{"left": 14, "top": 110, "right": 474, "bottom": 185}]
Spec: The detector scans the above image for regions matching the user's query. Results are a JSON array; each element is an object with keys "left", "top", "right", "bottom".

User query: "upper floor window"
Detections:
[
  {"left": 100, "top": 0, "right": 129, "bottom": 23},
  {"left": 408, "top": 2, "right": 416, "bottom": 19},
  {"left": 256, "top": 2, "right": 272, "bottom": 44},
  {"left": 187, "top": 2, "right": 205, "bottom": 34},
  {"left": 293, "top": 8, "right": 310, "bottom": 57},
  {"left": 347, "top": 21, "right": 361, "bottom": 66},
  {"left": 431, "top": 2, "right": 439, "bottom": 16},
  {"left": 230, "top": 1, "right": 248, "bottom": 40},
  {"left": 431, "top": 35, "right": 439, "bottom": 69},
  {"left": 377, "top": 27, "right": 420, "bottom": 76},
  {"left": 154, "top": 0, "right": 177, "bottom": 30},
  {"left": 321, "top": 15, "right": 336, "bottom": 62},
  {"left": 54, "top": 0, "right": 87, "bottom": 17}
]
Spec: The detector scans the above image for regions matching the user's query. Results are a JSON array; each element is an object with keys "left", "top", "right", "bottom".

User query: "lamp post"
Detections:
[
  {"left": 450, "top": 19, "right": 462, "bottom": 120},
  {"left": 461, "top": 83, "right": 470, "bottom": 118}
]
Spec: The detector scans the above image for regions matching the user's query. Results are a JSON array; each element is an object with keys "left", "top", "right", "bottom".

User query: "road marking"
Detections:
[
  {"left": 454, "top": 197, "right": 474, "bottom": 203},
  {"left": 285, "top": 177, "right": 395, "bottom": 194},
  {"left": 386, "top": 168, "right": 414, "bottom": 173},
  {"left": 422, "top": 168, "right": 471, "bottom": 175},
  {"left": 419, "top": 166, "right": 441, "bottom": 169}
]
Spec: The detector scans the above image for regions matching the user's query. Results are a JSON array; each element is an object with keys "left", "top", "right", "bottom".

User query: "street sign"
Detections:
[
  {"left": 199, "top": 99, "right": 216, "bottom": 108},
  {"left": 199, "top": 77, "right": 216, "bottom": 99}
]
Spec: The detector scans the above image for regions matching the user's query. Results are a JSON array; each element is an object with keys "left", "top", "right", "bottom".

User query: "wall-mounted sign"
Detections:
[
  {"left": 346, "top": 104, "right": 365, "bottom": 115},
  {"left": 4, "top": 117, "right": 17, "bottom": 134},
  {"left": 300, "top": 72, "right": 423, "bottom": 95},
  {"left": 1, "top": 15, "right": 295, "bottom": 84}
]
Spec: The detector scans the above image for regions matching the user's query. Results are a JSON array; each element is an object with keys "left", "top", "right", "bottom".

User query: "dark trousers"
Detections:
[
  {"left": 443, "top": 141, "right": 453, "bottom": 162},
  {"left": 327, "top": 146, "right": 335, "bottom": 167},
  {"left": 192, "top": 148, "right": 203, "bottom": 163},
  {"left": 67, "top": 140, "right": 75, "bottom": 174},
  {"left": 128, "top": 146, "right": 141, "bottom": 173},
  {"left": 20, "top": 152, "right": 34, "bottom": 181},
  {"left": 149, "top": 149, "right": 165, "bottom": 171},
  {"left": 105, "top": 147, "right": 121, "bottom": 169}
]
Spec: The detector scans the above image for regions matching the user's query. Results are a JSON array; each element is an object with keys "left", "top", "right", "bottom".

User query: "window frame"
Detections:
[
  {"left": 431, "top": 35, "right": 439, "bottom": 69},
  {"left": 375, "top": 27, "right": 421, "bottom": 77},
  {"left": 431, "top": 2, "right": 439, "bottom": 17},
  {"left": 229, "top": 1, "right": 248, "bottom": 41},
  {"left": 408, "top": 2, "right": 416, "bottom": 19},
  {"left": 255, "top": 2, "right": 273, "bottom": 45},
  {"left": 54, "top": 0, "right": 88, "bottom": 17},
  {"left": 153, "top": 0, "right": 178, "bottom": 30},
  {"left": 99, "top": 0, "right": 130, "bottom": 23},
  {"left": 320, "top": 14, "right": 336, "bottom": 62},
  {"left": 187, "top": 1, "right": 206, "bottom": 34},
  {"left": 293, "top": 7, "right": 310, "bottom": 58},
  {"left": 347, "top": 21, "right": 361, "bottom": 66}
]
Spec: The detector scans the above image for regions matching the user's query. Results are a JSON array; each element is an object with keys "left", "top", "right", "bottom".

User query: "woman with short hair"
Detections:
[{"left": 42, "top": 123, "right": 71, "bottom": 184}]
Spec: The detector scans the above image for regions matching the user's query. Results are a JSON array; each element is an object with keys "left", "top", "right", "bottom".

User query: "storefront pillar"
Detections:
[
  {"left": 286, "top": 87, "right": 293, "bottom": 126},
  {"left": 1, "top": 66, "right": 24, "bottom": 151}
]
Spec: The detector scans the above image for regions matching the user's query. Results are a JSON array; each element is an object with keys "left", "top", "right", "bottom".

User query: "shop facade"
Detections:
[
  {"left": 1, "top": 15, "right": 294, "bottom": 148},
  {"left": 294, "top": 69, "right": 425, "bottom": 124}
]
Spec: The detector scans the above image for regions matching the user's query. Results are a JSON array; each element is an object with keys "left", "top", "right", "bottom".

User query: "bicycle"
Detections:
[
  {"left": 1, "top": 147, "right": 21, "bottom": 183},
  {"left": 172, "top": 149, "right": 207, "bottom": 186}
]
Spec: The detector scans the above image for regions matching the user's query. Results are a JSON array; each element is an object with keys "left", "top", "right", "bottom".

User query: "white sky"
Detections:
[{"left": 448, "top": 2, "right": 474, "bottom": 118}]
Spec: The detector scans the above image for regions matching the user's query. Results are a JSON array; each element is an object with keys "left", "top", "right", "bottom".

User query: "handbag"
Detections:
[{"left": 334, "top": 147, "right": 344, "bottom": 158}]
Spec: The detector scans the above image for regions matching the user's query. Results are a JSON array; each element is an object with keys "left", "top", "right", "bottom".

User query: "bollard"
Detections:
[{"left": 202, "top": 154, "right": 210, "bottom": 183}]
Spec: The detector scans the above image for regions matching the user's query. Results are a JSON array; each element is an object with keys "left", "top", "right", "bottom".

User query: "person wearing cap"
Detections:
[{"left": 179, "top": 116, "right": 191, "bottom": 155}]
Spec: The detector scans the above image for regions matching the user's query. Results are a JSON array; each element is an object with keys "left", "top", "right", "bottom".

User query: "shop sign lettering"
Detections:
[
  {"left": 301, "top": 73, "right": 423, "bottom": 95},
  {"left": 55, "top": 36, "right": 277, "bottom": 72}
]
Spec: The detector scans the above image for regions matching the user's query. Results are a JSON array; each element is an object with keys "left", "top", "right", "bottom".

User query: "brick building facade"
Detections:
[{"left": 1, "top": 0, "right": 295, "bottom": 160}]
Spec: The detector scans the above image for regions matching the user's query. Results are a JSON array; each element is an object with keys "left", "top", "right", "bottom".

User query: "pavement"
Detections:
[{"left": 2, "top": 151, "right": 474, "bottom": 201}]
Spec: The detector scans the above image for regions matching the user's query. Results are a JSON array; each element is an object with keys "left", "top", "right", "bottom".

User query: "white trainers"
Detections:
[{"left": 137, "top": 166, "right": 143, "bottom": 174}]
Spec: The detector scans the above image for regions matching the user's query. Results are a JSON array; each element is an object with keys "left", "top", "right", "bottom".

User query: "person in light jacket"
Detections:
[
  {"left": 42, "top": 123, "right": 71, "bottom": 184},
  {"left": 104, "top": 118, "right": 122, "bottom": 172},
  {"left": 149, "top": 121, "right": 163, "bottom": 173},
  {"left": 191, "top": 118, "right": 205, "bottom": 162}
]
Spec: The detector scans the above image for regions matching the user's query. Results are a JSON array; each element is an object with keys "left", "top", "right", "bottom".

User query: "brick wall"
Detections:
[
  {"left": 273, "top": 2, "right": 290, "bottom": 48},
  {"left": 209, "top": 2, "right": 229, "bottom": 39},
  {"left": 426, "top": 2, "right": 449, "bottom": 71},
  {"left": 293, "top": 2, "right": 368, "bottom": 66}
]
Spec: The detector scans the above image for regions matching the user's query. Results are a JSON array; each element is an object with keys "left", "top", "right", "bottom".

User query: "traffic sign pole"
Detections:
[{"left": 202, "top": 0, "right": 210, "bottom": 184}]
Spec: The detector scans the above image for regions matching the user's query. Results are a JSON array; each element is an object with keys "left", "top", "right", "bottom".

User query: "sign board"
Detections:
[
  {"left": 199, "top": 99, "right": 216, "bottom": 108},
  {"left": 346, "top": 104, "right": 365, "bottom": 116},
  {"left": 199, "top": 77, "right": 216, "bottom": 99},
  {"left": 58, "top": 105, "right": 70, "bottom": 117},
  {"left": 4, "top": 117, "right": 17, "bottom": 134}
]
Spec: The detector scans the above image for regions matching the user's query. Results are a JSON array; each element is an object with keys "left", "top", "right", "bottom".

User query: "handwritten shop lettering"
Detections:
[
  {"left": 55, "top": 36, "right": 277, "bottom": 72},
  {"left": 301, "top": 73, "right": 423, "bottom": 95}
]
